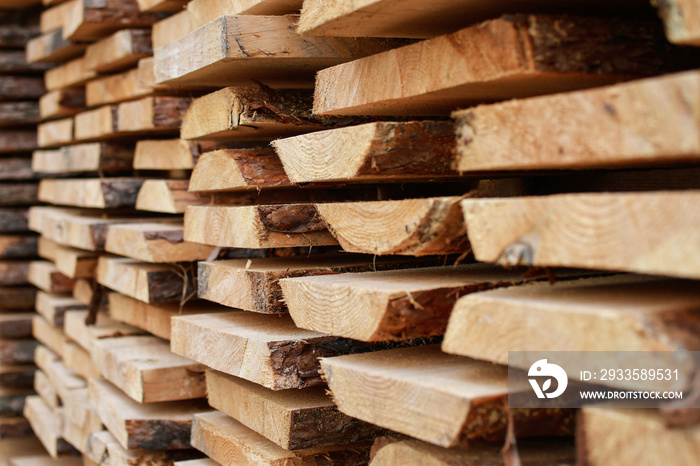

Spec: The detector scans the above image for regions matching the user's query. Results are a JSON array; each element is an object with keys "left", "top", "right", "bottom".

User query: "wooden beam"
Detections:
[
  {"left": 0, "top": 102, "right": 39, "bottom": 127},
  {"left": 0, "top": 184, "right": 38, "bottom": 207},
  {"left": 85, "top": 67, "right": 152, "bottom": 106},
  {"left": 184, "top": 204, "right": 338, "bottom": 248},
  {"left": 317, "top": 197, "right": 468, "bottom": 256},
  {"left": 320, "top": 345, "right": 573, "bottom": 448},
  {"left": 197, "top": 254, "right": 429, "bottom": 314},
  {"left": 73, "top": 105, "right": 118, "bottom": 141},
  {"left": 133, "top": 139, "right": 220, "bottom": 170},
  {"left": 0, "top": 131, "right": 37, "bottom": 153},
  {"left": 38, "top": 178, "right": 144, "bottom": 209},
  {"left": 88, "top": 377, "right": 211, "bottom": 451},
  {"left": 282, "top": 264, "right": 565, "bottom": 341},
  {"left": 107, "top": 292, "right": 221, "bottom": 340},
  {"left": 84, "top": 430, "right": 202, "bottom": 466},
  {"left": 655, "top": 0, "right": 700, "bottom": 46},
  {"left": 0, "top": 260, "right": 29, "bottom": 286},
  {"left": 32, "top": 316, "right": 66, "bottom": 357},
  {"left": 117, "top": 96, "right": 189, "bottom": 134},
  {"left": 28, "top": 261, "right": 75, "bottom": 293},
  {"left": 23, "top": 396, "right": 79, "bottom": 458},
  {"left": 36, "top": 346, "right": 86, "bottom": 402},
  {"left": 33, "top": 369, "right": 57, "bottom": 408},
  {"left": 96, "top": 256, "right": 196, "bottom": 304},
  {"left": 181, "top": 87, "right": 341, "bottom": 141},
  {"left": 191, "top": 411, "right": 372, "bottom": 465},
  {"left": 0, "top": 158, "right": 35, "bottom": 181},
  {"left": 40, "top": 0, "right": 75, "bottom": 34},
  {"left": 452, "top": 70, "right": 700, "bottom": 172},
  {"left": 39, "top": 88, "right": 86, "bottom": 120},
  {"left": 151, "top": 9, "right": 190, "bottom": 49},
  {"left": 32, "top": 143, "right": 134, "bottom": 174},
  {"left": 272, "top": 121, "right": 457, "bottom": 183},
  {"left": 62, "top": 0, "right": 160, "bottom": 42},
  {"left": 0, "top": 209, "right": 29, "bottom": 233},
  {"left": 461, "top": 191, "right": 700, "bottom": 279},
  {"left": 35, "top": 292, "right": 86, "bottom": 326},
  {"left": 136, "top": 0, "right": 186, "bottom": 13},
  {"left": 0, "top": 235, "right": 37, "bottom": 259},
  {"left": 0, "top": 286, "right": 36, "bottom": 310},
  {"left": 105, "top": 222, "right": 216, "bottom": 263},
  {"left": 64, "top": 310, "right": 144, "bottom": 352},
  {"left": 206, "top": 369, "right": 383, "bottom": 450},
  {"left": 62, "top": 388, "right": 103, "bottom": 455},
  {"left": 38, "top": 118, "right": 73, "bottom": 148},
  {"left": 189, "top": 148, "right": 291, "bottom": 192},
  {"left": 63, "top": 341, "right": 101, "bottom": 380},
  {"left": 578, "top": 408, "right": 700, "bottom": 465},
  {"left": 153, "top": 15, "right": 408, "bottom": 88},
  {"left": 92, "top": 335, "right": 207, "bottom": 403},
  {"left": 45, "top": 57, "right": 97, "bottom": 91},
  {"left": 0, "top": 313, "right": 34, "bottom": 339},
  {"left": 26, "top": 29, "right": 86, "bottom": 64},
  {"left": 84, "top": 28, "right": 152, "bottom": 73},
  {"left": 313, "top": 16, "right": 696, "bottom": 116}
]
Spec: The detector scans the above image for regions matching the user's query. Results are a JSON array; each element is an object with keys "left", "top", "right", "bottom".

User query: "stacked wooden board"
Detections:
[{"left": 8, "top": 0, "right": 700, "bottom": 464}]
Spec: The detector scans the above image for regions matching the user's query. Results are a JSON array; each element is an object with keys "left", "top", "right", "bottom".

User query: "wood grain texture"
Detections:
[
  {"left": 45, "top": 57, "right": 97, "bottom": 91},
  {"left": 0, "top": 102, "right": 39, "bottom": 127},
  {"left": 0, "top": 235, "right": 37, "bottom": 259},
  {"left": 83, "top": 430, "right": 202, "bottom": 466},
  {"left": 206, "top": 369, "right": 383, "bottom": 450},
  {"left": 0, "top": 158, "right": 35, "bottom": 181},
  {"left": 32, "top": 315, "right": 66, "bottom": 357},
  {"left": 0, "top": 314, "right": 34, "bottom": 340},
  {"left": 64, "top": 310, "right": 144, "bottom": 352},
  {"left": 38, "top": 178, "right": 144, "bottom": 209},
  {"left": 39, "top": 88, "right": 86, "bottom": 121},
  {"left": 73, "top": 105, "right": 118, "bottom": 141},
  {"left": 32, "top": 143, "right": 134, "bottom": 174},
  {"left": 0, "top": 76, "right": 44, "bottom": 101},
  {"left": 461, "top": 191, "right": 700, "bottom": 279},
  {"left": 28, "top": 260, "right": 75, "bottom": 293},
  {"left": 314, "top": 15, "right": 696, "bottom": 116},
  {"left": 88, "top": 377, "right": 211, "bottom": 451},
  {"left": 117, "top": 96, "right": 189, "bottom": 134},
  {"left": 62, "top": 0, "right": 160, "bottom": 42},
  {"left": 23, "top": 396, "right": 79, "bottom": 458},
  {"left": 655, "top": 0, "right": 700, "bottom": 46},
  {"left": 321, "top": 345, "right": 573, "bottom": 448},
  {"left": 38, "top": 118, "right": 73, "bottom": 148},
  {"left": 63, "top": 341, "right": 101, "bottom": 380},
  {"left": 86, "top": 66, "right": 157, "bottom": 106},
  {"left": 136, "top": 0, "right": 187, "bottom": 12},
  {"left": 151, "top": 9, "right": 190, "bottom": 49},
  {"left": 134, "top": 139, "right": 220, "bottom": 170},
  {"left": 26, "top": 28, "right": 86, "bottom": 63},
  {"left": 452, "top": 70, "right": 700, "bottom": 172},
  {"left": 191, "top": 411, "right": 371, "bottom": 466},
  {"left": 189, "top": 148, "right": 291, "bottom": 192},
  {"left": 92, "top": 335, "right": 207, "bottom": 403},
  {"left": 105, "top": 222, "right": 216, "bottom": 263},
  {"left": 0, "top": 209, "right": 29, "bottom": 233},
  {"left": 35, "top": 291, "right": 86, "bottom": 326},
  {"left": 153, "top": 15, "right": 408, "bottom": 88},
  {"left": 0, "top": 286, "right": 36, "bottom": 310},
  {"left": 0, "top": 261, "right": 29, "bottom": 286}
]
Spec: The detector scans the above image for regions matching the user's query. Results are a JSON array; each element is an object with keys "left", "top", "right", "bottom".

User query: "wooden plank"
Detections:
[
  {"left": 206, "top": 369, "right": 383, "bottom": 450},
  {"left": 39, "top": 240, "right": 98, "bottom": 278},
  {"left": 0, "top": 416, "right": 33, "bottom": 439},
  {"left": 313, "top": 16, "right": 696, "bottom": 116},
  {"left": 0, "top": 363, "right": 35, "bottom": 387},
  {"left": 461, "top": 191, "right": 700, "bottom": 279},
  {"left": 153, "top": 15, "right": 408, "bottom": 88},
  {"left": 23, "top": 396, "right": 79, "bottom": 458},
  {"left": 317, "top": 197, "right": 468, "bottom": 256},
  {"left": 452, "top": 70, "right": 700, "bottom": 172},
  {"left": 107, "top": 292, "right": 221, "bottom": 340},
  {"left": 34, "top": 369, "right": 60, "bottom": 407},
  {"left": 198, "top": 254, "right": 432, "bottom": 314},
  {"left": 272, "top": 121, "right": 457, "bottom": 183},
  {"left": 0, "top": 184, "right": 37, "bottom": 207},
  {"left": 656, "top": 0, "right": 700, "bottom": 46},
  {"left": 71, "top": 278, "right": 92, "bottom": 305},
  {"left": 0, "top": 158, "right": 35, "bottom": 181},
  {"left": 1, "top": 438, "right": 46, "bottom": 466},
  {"left": 0, "top": 387, "right": 33, "bottom": 416},
  {"left": 62, "top": 0, "right": 160, "bottom": 42},
  {"left": 0, "top": 77, "right": 44, "bottom": 101},
  {"left": 184, "top": 204, "right": 338, "bottom": 248},
  {"left": 36, "top": 292, "right": 86, "bottom": 327},
  {"left": 62, "top": 341, "right": 100, "bottom": 379},
  {"left": 9, "top": 456, "right": 84, "bottom": 466},
  {"left": 0, "top": 24, "right": 40, "bottom": 48},
  {"left": 180, "top": 87, "right": 343, "bottom": 141},
  {"left": 25, "top": 29, "right": 86, "bottom": 64},
  {"left": 84, "top": 430, "right": 202, "bottom": 466},
  {"left": 0, "top": 261, "right": 30, "bottom": 286},
  {"left": 117, "top": 96, "right": 189, "bottom": 134},
  {"left": 281, "top": 264, "right": 568, "bottom": 341},
  {"left": 579, "top": 408, "right": 700, "bottom": 465},
  {"left": 0, "top": 314, "right": 33, "bottom": 339},
  {"left": 37, "top": 118, "right": 73, "bottom": 148},
  {"left": 64, "top": 310, "right": 144, "bottom": 352},
  {"left": 38, "top": 178, "right": 144, "bottom": 209},
  {"left": 136, "top": 0, "right": 186, "bottom": 13},
  {"left": 171, "top": 311, "right": 424, "bottom": 390},
  {"left": 0, "top": 102, "right": 39, "bottom": 127},
  {"left": 173, "top": 460, "right": 218, "bottom": 466},
  {"left": 443, "top": 275, "right": 700, "bottom": 362},
  {"left": 105, "top": 222, "right": 216, "bottom": 263},
  {"left": 62, "top": 388, "right": 103, "bottom": 454},
  {"left": 133, "top": 139, "right": 220, "bottom": 170},
  {"left": 96, "top": 256, "right": 196, "bottom": 304},
  {"left": 0, "top": 287, "right": 36, "bottom": 310},
  {"left": 45, "top": 57, "right": 98, "bottom": 91},
  {"left": 0, "top": 50, "right": 52, "bottom": 74},
  {"left": 0, "top": 131, "right": 37, "bottom": 153},
  {"left": 85, "top": 67, "right": 152, "bottom": 106},
  {"left": 28, "top": 260, "right": 75, "bottom": 293},
  {"left": 0, "top": 209, "right": 29, "bottom": 233},
  {"left": 320, "top": 345, "right": 573, "bottom": 448},
  {"left": 84, "top": 28, "right": 151, "bottom": 73},
  {"left": 189, "top": 148, "right": 291, "bottom": 192},
  {"left": 39, "top": 88, "right": 86, "bottom": 120},
  {"left": 92, "top": 335, "right": 207, "bottom": 403},
  {"left": 32, "top": 143, "right": 133, "bottom": 174},
  {"left": 0, "top": 235, "right": 37, "bottom": 259},
  {"left": 73, "top": 105, "right": 118, "bottom": 141},
  {"left": 191, "top": 411, "right": 371, "bottom": 466},
  {"left": 88, "top": 377, "right": 211, "bottom": 451},
  {"left": 32, "top": 316, "right": 66, "bottom": 357},
  {"left": 151, "top": 9, "right": 190, "bottom": 49},
  {"left": 36, "top": 346, "right": 86, "bottom": 401}
]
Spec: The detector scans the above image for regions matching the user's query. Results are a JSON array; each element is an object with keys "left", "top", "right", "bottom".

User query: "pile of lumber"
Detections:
[{"left": 3, "top": 0, "right": 700, "bottom": 464}]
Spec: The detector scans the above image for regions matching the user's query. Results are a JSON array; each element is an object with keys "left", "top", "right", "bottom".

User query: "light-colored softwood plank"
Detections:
[
  {"left": 117, "top": 96, "right": 189, "bottom": 134},
  {"left": 282, "top": 264, "right": 562, "bottom": 341},
  {"left": 39, "top": 88, "right": 85, "bottom": 121},
  {"left": 314, "top": 16, "right": 691, "bottom": 116},
  {"left": 0, "top": 260, "right": 29, "bottom": 286},
  {"left": 206, "top": 369, "right": 383, "bottom": 450},
  {"left": 62, "top": 388, "right": 103, "bottom": 455},
  {"left": 32, "top": 316, "right": 66, "bottom": 357},
  {"left": 84, "top": 430, "right": 200, "bottom": 466},
  {"left": 71, "top": 278, "right": 92, "bottom": 305},
  {"left": 40, "top": 0, "right": 75, "bottom": 34},
  {"left": 133, "top": 139, "right": 219, "bottom": 170},
  {"left": 38, "top": 178, "right": 144, "bottom": 209},
  {"left": 452, "top": 70, "right": 700, "bottom": 172},
  {"left": 105, "top": 222, "right": 216, "bottom": 263},
  {"left": 655, "top": 0, "right": 700, "bottom": 46},
  {"left": 579, "top": 408, "right": 700, "bottom": 465},
  {"left": 151, "top": 9, "right": 190, "bottom": 49},
  {"left": 28, "top": 370, "right": 53, "bottom": 408},
  {"left": 184, "top": 204, "right": 338, "bottom": 248},
  {"left": 45, "top": 57, "right": 97, "bottom": 91},
  {"left": 0, "top": 158, "right": 35, "bottom": 181},
  {"left": 88, "top": 377, "right": 211, "bottom": 451},
  {"left": 38, "top": 119, "right": 73, "bottom": 148},
  {"left": 192, "top": 411, "right": 371, "bottom": 465},
  {"left": 62, "top": 0, "right": 160, "bottom": 42},
  {"left": 64, "top": 310, "right": 144, "bottom": 352},
  {"left": 86, "top": 67, "right": 154, "bottom": 106},
  {"left": 92, "top": 335, "right": 206, "bottom": 403},
  {"left": 22, "top": 396, "right": 78, "bottom": 458},
  {"left": 0, "top": 209, "right": 29, "bottom": 233},
  {"left": 189, "top": 148, "right": 291, "bottom": 192},
  {"left": 35, "top": 346, "right": 86, "bottom": 402},
  {"left": 62, "top": 341, "right": 101, "bottom": 379},
  {"left": 0, "top": 235, "right": 37, "bottom": 259},
  {"left": 107, "top": 292, "right": 221, "bottom": 340},
  {"left": 84, "top": 28, "right": 151, "bottom": 73},
  {"left": 36, "top": 292, "right": 86, "bottom": 326},
  {"left": 153, "top": 15, "right": 407, "bottom": 88},
  {"left": 96, "top": 256, "right": 196, "bottom": 304},
  {"left": 28, "top": 260, "right": 75, "bottom": 293},
  {"left": 73, "top": 105, "right": 118, "bottom": 141},
  {"left": 461, "top": 191, "right": 700, "bottom": 279},
  {"left": 317, "top": 197, "right": 468, "bottom": 256},
  {"left": 273, "top": 121, "right": 457, "bottom": 183},
  {"left": 321, "top": 345, "right": 573, "bottom": 448},
  {"left": 33, "top": 143, "right": 134, "bottom": 174},
  {"left": 26, "top": 28, "right": 86, "bottom": 63},
  {"left": 136, "top": 0, "right": 186, "bottom": 13}
]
